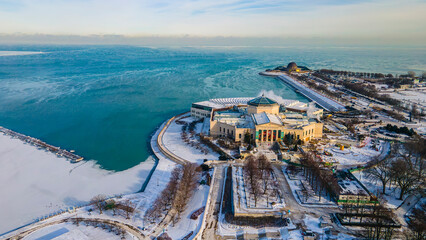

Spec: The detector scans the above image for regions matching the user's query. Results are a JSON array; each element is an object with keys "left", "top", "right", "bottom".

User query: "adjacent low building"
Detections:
[{"left": 334, "top": 171, "right": 378, "bottom": 206}]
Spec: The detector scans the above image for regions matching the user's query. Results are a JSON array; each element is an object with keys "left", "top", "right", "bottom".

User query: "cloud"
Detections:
[{"left": 0, "top": 0, "right": 424, "bottom": 45}]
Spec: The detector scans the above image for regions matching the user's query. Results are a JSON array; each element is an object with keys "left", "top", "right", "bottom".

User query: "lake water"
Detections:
[{"left": 0, "top": 45, "right": 425, "bottom": 170}]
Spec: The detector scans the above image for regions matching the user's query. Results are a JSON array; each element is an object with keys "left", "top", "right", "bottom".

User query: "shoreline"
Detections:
[
  {"left": 0, "top": 126, "right": 84, "bottom": 162},
  {"left": 0, "top": 130, "right": 155, "bottom": 234}
]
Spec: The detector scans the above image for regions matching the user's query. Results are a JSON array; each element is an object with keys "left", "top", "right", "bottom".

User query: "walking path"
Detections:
[
  {"left": 156, "top": 113, "right": 190, "bottom": 165},
  {"left": 195, "top": 165, "right": 226, "bottom": 240},
  {"left": 5, "top": 217, "right": 146, "bottom": 240},
  {"left": 273, "top": 164, "right": 361, "bottom": 237}
]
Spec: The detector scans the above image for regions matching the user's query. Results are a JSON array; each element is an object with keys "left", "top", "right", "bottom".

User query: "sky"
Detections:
[{"left": 0, "top": 0, "right": 425, "bottom": 46}]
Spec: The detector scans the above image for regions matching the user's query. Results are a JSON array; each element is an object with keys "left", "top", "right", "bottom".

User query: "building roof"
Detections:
[
  {"left": 251, "top": 112, "right": 283, "bottom": 126},
  {"left": 287, "top": 62, "right": 298, "bottom": 71},
  {"left": 247, "top": 95, "right": 278, "bottom": 106},
  {"left": 274, "top": 62, "right": 311, "bottom": 72},
  {"left": 214, "top": 111, "right": 255, "bottom": 128}
]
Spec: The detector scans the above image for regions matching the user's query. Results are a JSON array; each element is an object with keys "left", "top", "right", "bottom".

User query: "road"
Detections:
[
  {"left": 196, "top": 164, "right": 226, "bottom": 240},
  {"left": 272, "top": 164, "right": 360, "bottom": 237}
]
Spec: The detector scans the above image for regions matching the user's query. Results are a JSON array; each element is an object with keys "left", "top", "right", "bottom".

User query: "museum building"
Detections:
[{"left": 207, "top": 95, "right": 323, "bottom": 143}]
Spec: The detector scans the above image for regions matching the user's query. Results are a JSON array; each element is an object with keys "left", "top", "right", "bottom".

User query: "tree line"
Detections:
[
  {"left": 298, "top": 151, "right": 340, "bottom": 202},
  {"left": 144, "top": 163, "right": 200, "bottom": 225},
  {"left": 384, "top": 124, "right": 416, "bottom": 136},
  {"left": 365, "top": 138, "right": 425, "bottom": 200},
  {"left": 343, "top": 82, "right": 401, "bottom": 107},
  {"left": 243, "top": 155, "right": 274, "bottom": 207},
  {"left": 318, "top": 69, "right": 388, "bottom": 79}
]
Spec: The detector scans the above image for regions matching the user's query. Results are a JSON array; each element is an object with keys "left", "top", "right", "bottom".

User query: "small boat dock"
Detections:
[{"left": 0, "top": 126, "right": 84, "bottom": 162}]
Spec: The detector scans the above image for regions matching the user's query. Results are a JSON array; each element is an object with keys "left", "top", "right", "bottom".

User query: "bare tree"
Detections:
[
  {"left": 117, "top": 199, "right": 136, "bottom": 219},
  {"left": 172, "top": 163, "right": 199, "bottom": 223},
  {"left": 363, "top": 203, "right": 396, "bottom": 240},
  {"left": 404, "top": 136, "right": 426, "bottom": 178},
  {"left": 390, "top": 159, "right": 419, "bottom": 200},
  {"left": 407, "top": 205, "right": 426, "bottom": 240},
  {"left": 365, "top": 156, "right": 392, "bottom": 194},
  {"left": 244, "top": 156, "right": 261, "bottom": 207},
  {"left": 90, "top": 194, "right": 106, "bottom": 214},
  {"left": 408, "top": 71, "right": 416, "bottom": 78},
  {"left": 144, "top": 166, "right": 183, "bottom": 222},
  {"left": 257, "top": 155, "right": 272, "bottom": 194}
]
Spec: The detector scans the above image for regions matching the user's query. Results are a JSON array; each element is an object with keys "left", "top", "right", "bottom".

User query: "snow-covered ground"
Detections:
[
  {"left": 0, "top": 133, "right": 155, "bottom": 234},
  {"left": 303, "top": 215, "right": 324, "bottom": 234},
  {"left": 166, "top": 185, "right": 209, "bottom": 240},
  {"left": 352, "top": 171, "right": 403, "bottom": 209},
  {"left": 233, "top": 166, "right": 284, "bottom": 213},
  {"left": 22, "top": 222, "right": 134, "bottom": 240},
  {"left": 282, "top": 166, "right": 336, "bottom": 207},
  {"left": 302, "top": 215, "right": 356, "bottom": 240},
  {"left": 386, "top": 90, "right": 426, "bottom": 106},
  {"left": 322, "top": 140, "right": 388, "bottom": 166},
  {"left": 162, "top": 115, "right": 219, "bottom": 164}
]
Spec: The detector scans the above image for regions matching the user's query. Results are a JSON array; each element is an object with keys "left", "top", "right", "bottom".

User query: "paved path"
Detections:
[
  {"left": 156, "top": 112, "right": 190, "bottom": 165},
  {"left": 197, "top": 165, "right": 226, "bottom": 240},
  {"left": 273, "top": 164, "right": 362, "bottom": 237},
  {"left": 6, "top": 217, "right": 147, "bottom": 240}
]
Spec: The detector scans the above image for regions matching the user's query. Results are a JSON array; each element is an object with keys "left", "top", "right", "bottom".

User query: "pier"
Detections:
[
  {"left": 0, "top": 126, "right": 83, "bottom": 162},
  {"left": 277, "top": 74, "right": 347, "bottom": 112}
]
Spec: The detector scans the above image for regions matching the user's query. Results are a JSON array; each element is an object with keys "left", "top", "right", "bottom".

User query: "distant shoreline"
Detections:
[{"left": 0, "top": 51, "right": 44, "bottom": 56}]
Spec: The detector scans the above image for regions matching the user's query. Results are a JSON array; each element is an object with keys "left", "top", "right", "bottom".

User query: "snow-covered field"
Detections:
[
  {"left": 387, "top": 90, "right": 426, "bottom": 105},
  {"left": 22, "top": 222, "right": 134, "bottom": 240},
  {"left": 0, "top": 133, "right": 155, "bottom": 234},
  {"left": 322, "top": 140, "right": 388, "bottom": 166},
  {"left": 162, "top": 115, "right": 219, "bottom": 164},
  {"left": 282, "top": 167, "right": 336, "bottom": 207},
  {"left": 352, "top": 171, "right": 403, "bottom": 209},
  {"left": 233, "top": 166, "right": 284, "bottom": 213}
]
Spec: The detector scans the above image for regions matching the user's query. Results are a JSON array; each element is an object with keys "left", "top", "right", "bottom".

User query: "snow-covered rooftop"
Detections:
[
  {"left": 251, "top": 112, "right": 283, "bottom": 126},
  {"left": 193, "top": 97, "right": 304, "bottom": 110},
  {"left": 214, "top": 111, "right": 255, "bottom": 128},
  {"left": 337, "top": 172, "right": 369, "bottom": 196}
]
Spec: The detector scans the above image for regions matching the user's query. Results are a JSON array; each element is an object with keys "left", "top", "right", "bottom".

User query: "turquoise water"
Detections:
[{"left": 0, "top": 45, "right": 425, "bottom": 170}]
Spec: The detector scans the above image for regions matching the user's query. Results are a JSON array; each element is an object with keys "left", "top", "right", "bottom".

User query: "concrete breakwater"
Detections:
[
  {"left": 0, "top": 126, "right": 83, "bottom": 162},
  {"left": 277, "top": 74, "right": 346, "bottom": 112}
]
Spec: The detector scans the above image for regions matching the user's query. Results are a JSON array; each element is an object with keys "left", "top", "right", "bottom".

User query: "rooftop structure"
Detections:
[
  {"left": 190, "top": 96, "right": 311, "bottom": 119},
  {"left": 247, "top": 95, "right": 278, "bottom": 106},
  {"left": 273, "top": 62, "right": 311, "bottom": 73},
  {"left": 334, "top": 171, "right": 377, "bottom": 205}
]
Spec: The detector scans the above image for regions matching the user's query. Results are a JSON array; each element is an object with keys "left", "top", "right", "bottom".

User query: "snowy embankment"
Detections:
[
  {"left": 161, "top": 114, "right": 219, "bottom": 164},
  {"left": 0, "top": 133, "right": 155, "bottom": 234}
]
